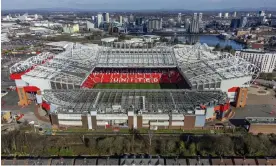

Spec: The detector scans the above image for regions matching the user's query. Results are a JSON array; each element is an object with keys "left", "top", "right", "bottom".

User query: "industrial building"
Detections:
[
  {"left": 246, "top": 117, "right": 276, "bottom": 134},
  {"left": 235, "top": 49, "right": 276, "bottom": 73},
  {"left": 62, "top": 24, "right": 79, "bottom": 33},
  {"left": 9, "top": 42, "right": 259, "bottom": 129}
]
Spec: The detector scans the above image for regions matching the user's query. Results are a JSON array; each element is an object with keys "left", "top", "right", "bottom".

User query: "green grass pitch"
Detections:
[{"left": 94, "top": 83, "right": 179, "bottom": 89}]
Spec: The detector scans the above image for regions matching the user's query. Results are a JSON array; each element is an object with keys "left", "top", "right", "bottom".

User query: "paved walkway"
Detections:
[{"left": 34, "top": 105, "right": 50, "bottom": 123}]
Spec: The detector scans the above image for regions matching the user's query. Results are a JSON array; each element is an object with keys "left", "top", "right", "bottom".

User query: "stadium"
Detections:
[{"left": 9, "top": 42, "right": 259, "bottom": 129}]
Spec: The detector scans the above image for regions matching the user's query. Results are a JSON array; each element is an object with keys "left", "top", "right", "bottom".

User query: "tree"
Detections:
[
  {"left": 160, "top": 36, "right": 169, "bottom": 43},
  {"left": 213, "top": 136, "right": 233, "bottom": 156},
  {"left": 244, "top": 134, "right": 262, "bottom": 156},
  {"left": 233, "top": 136, "right": 246, "bottom": 156},
  {"left": 160, "top": 140, "right": 167, "bottom": 155},
  {"left": 215, "top": 43, "right": 221, "bottom": 50},
  {"left": 173, "top": 38, "right": 179, "bottom": 44},
  {"left": 224, "top": 45, "right": 233, "bottom": 52},
  {"left": 189, "top": 143, "right": 197, "bottom": 156},
  {"left": 119, "top": 35, "right": 127, "bottom": 41},
  {"left": 113, "top": 137, "right": 124, "bottom": 155},
  {"left": 147, "top": 130, "right": 154, "bottom": 153},
  {"left": 166, "top": 140, "right": 176, "bottom": 153},
  {"left": 179, "top": 141, "right": 187, "bottom": 156},
  {"left": 266, "top": 73, "right": 273, "bottom": 80},
  {"left": 96, "top": 137, "right": 114, "bottom": 155}
]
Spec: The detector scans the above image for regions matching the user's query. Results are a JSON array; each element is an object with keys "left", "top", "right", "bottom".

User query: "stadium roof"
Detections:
[
  {"left": 10, "top": 43, "right": 99, "bottom": 85},
  {"left": 175, "top": 43, "right": 259, "bottom": 88},
  {"left": 10, "top": 42, "right": 259, "bottom": 89},
  {"left": 96, "top": 44, "right": 177, "bottom": 68},
  {"left": 43, "top": 89, "right": 227, "bottom": 114}
]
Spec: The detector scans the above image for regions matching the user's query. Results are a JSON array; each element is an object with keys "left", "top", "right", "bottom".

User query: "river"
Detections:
[{"left": 166, "top": 35, "right": 245, "bottom": 50}]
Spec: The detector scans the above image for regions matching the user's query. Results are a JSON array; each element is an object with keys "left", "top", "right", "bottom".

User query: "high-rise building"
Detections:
[
  {"left": 260, "top": 16, "right": 266, "bottom": 24},
  {"left": 119, "top": 16, "right": 123, "bottom": 24},
  {"left": 147, "top": 18, "right": 162, "bottom": 32},
  {"left": 135, "top": 17, "right": 144, "bottom": 26},
  {"left": 268, "top": 14, "right": 272, "bottom": 18},
  {"left": 259, "top": 11, "right": 265, "bottom": 17},
  {"left": 177, "top": 13, "right": 182, "bottom": 23},
  {"left": 246, "top": 13, "right": 250, "bottom": 17},
  {"left": 184, "top": 18, "right": 191, "bottom": 31},
  {"left": 233, "top": 12, "right": 237, "bottom": 17},
  {"left": 230, "top": 16, "right": 247, "bottom": 29},
  {"left": 86, "top": 21, "right": 95, "bottom": 31},
  {"left": 198, "top": 13, "right": 203, "bottom": 29},
  {"left": 97, "top": 13, "right": 103, "bottom": 28},
  {"left": 189, "top": 13, "right": 201, "bottom": 33},
  {"left": 129, "top": 14, "right": 135, "bottom": 22},
  {"left": 230, "top": 19, "right": 240, "bottom": 29},
  {"left": 103, "top": 12, "right": 110, "bottom": 23},
  {"left": 218, "top": 13, "right": 222, "bottom": 18},
  {"left": 123, "top": 17, "right": 128, "bottom": 23},
  {"left": 240, "top": 16, "right": 247, "bottom": 28},
  {"left": 224, "top": 13, "right": 229, "bottom": 18},
  {"left": 34, "top": 14, "right": 38, "bottom": 20},
  {"left": 190, "top": 13, "right": 197, "bottom": 33}
]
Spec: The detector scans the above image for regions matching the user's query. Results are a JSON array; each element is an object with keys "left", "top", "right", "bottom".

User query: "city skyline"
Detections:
[{"left": 2, "top": 0, "right": 276, "bottom": 11}]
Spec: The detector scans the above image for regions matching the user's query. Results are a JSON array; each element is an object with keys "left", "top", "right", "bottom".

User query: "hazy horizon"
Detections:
[{"left": 2, "top": 0, "right": 276, "bottom": 11}]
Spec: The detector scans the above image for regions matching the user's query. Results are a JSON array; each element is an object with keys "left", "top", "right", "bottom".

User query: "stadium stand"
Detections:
[{"left": 81, "top": 68, "right": 186, "bottom": 88}]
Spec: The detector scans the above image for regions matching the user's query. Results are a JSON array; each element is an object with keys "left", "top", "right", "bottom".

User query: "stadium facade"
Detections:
[{"left": 9, "top": 42, "right": 259, "bottom": 129}]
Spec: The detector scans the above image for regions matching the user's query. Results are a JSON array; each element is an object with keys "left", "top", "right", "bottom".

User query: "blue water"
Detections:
[
  {"left": 199, "top": 35, "right": 245, "bottom": 50},
  {"left": 173, "top": 35, "right": 245, "bottom": 50}
]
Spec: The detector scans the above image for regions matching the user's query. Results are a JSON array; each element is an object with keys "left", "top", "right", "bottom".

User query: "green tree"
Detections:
[
  {"left": 173, "top": 38, "right": 179, "bottom": 44},
  {"left": 233, "top": 136, "right": 246, "bottom": 156},
  {"left": 179, "top": 141, "right": 188, "bottom": 156},
  {"left": 119, "top": 35, "right": 127, "bottom": 41},
  {"left": 166, "top": 140, "right": 176, "bottom": 153},
  {"left": 224, "top": 45, "right": 233, "bottom": 52},
  {"left": 244, "top": 134, "right": 262, "bottom": 156},
  {"left": 160, "top": 140, "right": 167, "bottom": 155},
  {"left": 266, "top": 73, "right": 273, "bottom": 80},
  {"left": 214, "top": 43, "right": 221, "bottom": 51},
  {"left": 113, "top": 137, "right": 124, "bottom": 154},
  {"left": 97, "top": 137, "right": 114, "bottom": 155},
  {"left": 160, "top": 36, "right": 169, "bottom": 43},
  {"left": 189, "top": 143, "right": 197, "bottom": 156},
  {"left": 213, "top": 136, "right": 233, "bottom": 156}
]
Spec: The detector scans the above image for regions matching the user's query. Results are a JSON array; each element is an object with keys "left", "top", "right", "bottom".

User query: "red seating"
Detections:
[{"left": 81, "top": 68, "right": 184, "bottom": 88}]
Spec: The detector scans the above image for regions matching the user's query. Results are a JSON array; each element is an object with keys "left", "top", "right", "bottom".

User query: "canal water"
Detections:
[{"left": 167, "top": 35, "right": 245, "bottom": 50}]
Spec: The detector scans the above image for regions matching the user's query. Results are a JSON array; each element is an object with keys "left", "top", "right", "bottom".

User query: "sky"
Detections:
[{"left": 2, "top": 0, "right": 276, "bottom": 10}]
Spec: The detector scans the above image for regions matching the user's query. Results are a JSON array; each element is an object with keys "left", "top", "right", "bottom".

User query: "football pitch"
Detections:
[{"left": 94, "top": 83, "right": 179, "bottom": 89}]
